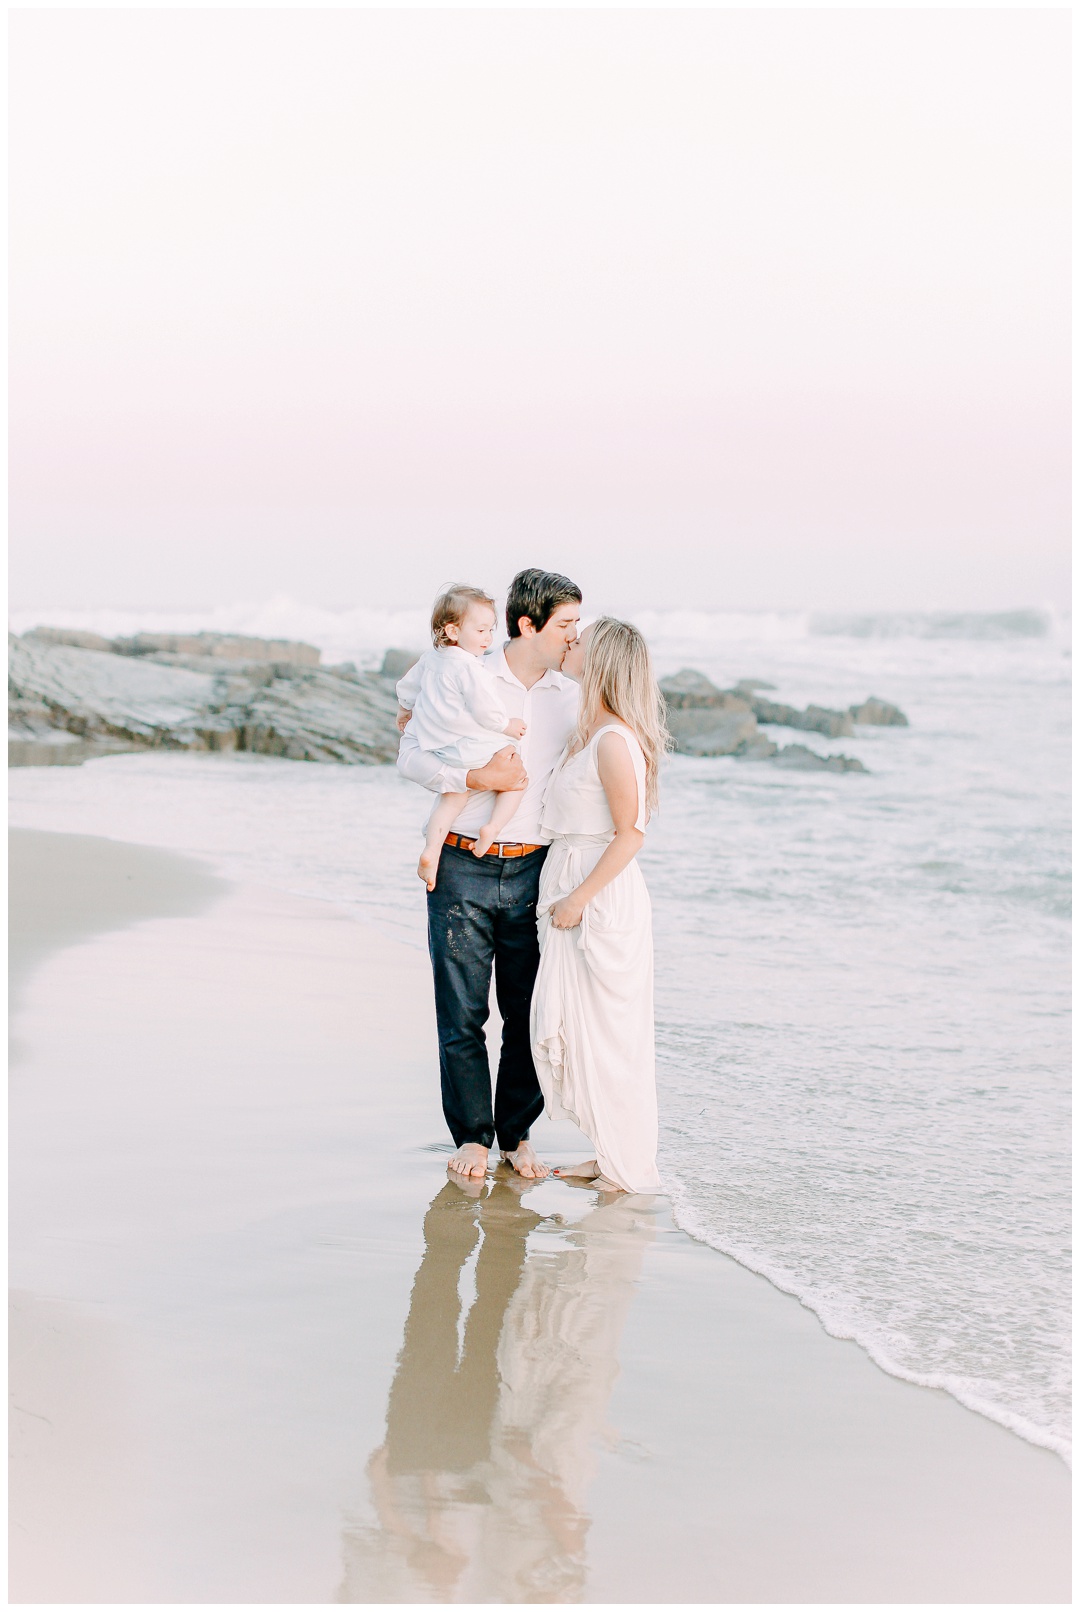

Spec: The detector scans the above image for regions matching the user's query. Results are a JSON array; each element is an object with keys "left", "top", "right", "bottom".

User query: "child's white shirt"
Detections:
[{"left": 396, "top": 646, "right": 510, "bottom": 757}]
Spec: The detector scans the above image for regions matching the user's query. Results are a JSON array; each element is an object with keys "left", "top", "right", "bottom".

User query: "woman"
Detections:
[{"left": 530, "top": 618, "right": 670, "bottom": 1193}]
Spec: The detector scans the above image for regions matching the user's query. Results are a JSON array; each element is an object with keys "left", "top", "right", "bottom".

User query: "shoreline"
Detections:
[
  {"left": 9, "top": 827, "right": 1071, "bottom": 1603},
  {"left": 665, "top": 1185, "right": 1072, "bottom": 1467}
]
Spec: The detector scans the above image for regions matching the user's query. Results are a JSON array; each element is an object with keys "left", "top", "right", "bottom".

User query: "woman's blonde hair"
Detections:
[
  {"left": 575, "top": 617, "right": 671, "bottom": 815},
  {"left": 430, "top": 585, "right": 496, "bottom": 648}
]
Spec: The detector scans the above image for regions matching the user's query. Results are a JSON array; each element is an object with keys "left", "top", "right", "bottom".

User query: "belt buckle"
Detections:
[{"left": 501, "top": 843, "right": 523, "bottom": 858}]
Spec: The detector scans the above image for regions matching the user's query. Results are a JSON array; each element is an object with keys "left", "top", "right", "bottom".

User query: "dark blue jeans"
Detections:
[{"left": 426, "top": 840, "right": 548, "bottom": 1151}]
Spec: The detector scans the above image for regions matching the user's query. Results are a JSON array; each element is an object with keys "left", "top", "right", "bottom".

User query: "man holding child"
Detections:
[{"left": 397, "top": 569, "right": 582, "bottom": 1182}]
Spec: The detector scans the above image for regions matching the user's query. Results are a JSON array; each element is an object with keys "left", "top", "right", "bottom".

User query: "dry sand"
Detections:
[{"left": 8, "top": 828, "right": 1070, "bottom": 1603}]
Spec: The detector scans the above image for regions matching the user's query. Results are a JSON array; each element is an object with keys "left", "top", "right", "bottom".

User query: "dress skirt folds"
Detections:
[{"left": 532, "top": 833, "right": 660, "bottom": 1193}]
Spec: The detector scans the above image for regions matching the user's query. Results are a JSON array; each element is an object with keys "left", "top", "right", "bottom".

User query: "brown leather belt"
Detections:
[{"left": 445, "top": 832, "right": 544, "bottom": 859}]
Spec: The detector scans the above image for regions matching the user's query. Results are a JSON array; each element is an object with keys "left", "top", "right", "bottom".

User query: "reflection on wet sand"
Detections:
[{"left": 339, "top": 1176, "right": 655, "bottom": 1603}]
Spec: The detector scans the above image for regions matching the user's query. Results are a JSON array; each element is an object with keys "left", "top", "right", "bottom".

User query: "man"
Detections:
[{"left": 398, "top": 569, "right": 582, "bottom": 1180}]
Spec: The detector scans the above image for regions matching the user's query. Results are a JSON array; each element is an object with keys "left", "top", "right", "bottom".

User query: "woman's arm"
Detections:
[{"left": 550, "top": 732, "right": 644, "bottom": 929}]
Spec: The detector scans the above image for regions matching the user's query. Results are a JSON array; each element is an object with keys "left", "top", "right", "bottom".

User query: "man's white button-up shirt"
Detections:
[{"left": 396, "top": 644, "right": 580, "bottom": 843}]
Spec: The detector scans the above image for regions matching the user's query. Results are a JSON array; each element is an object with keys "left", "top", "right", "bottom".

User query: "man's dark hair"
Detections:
[{"left": 505, "top": 569, "right": 582, "bottom": 638}]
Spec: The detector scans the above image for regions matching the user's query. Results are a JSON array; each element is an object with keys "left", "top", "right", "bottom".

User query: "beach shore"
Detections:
[{"left": 9, "top": 827, "right": 1070, "bottom": 1604}]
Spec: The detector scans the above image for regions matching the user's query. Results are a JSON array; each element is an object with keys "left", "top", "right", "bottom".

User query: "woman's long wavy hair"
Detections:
[{"left": 574, "top": 617, "right": 671, "bottom": 816}]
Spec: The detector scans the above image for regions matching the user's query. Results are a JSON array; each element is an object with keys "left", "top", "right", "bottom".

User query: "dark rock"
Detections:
[
  {"left": 849, "top": 696, "right": 909, "bottom": 727},
  {"left": 733, "top": 734, "right": 779, "bottom": 760},
  {"left": 113, "top": 631, "right": 321, "bottom": 667},
  {"left": 379, "top": 647, "right": 422, "bottom": 681},
  {"left": 659, "top": 669, "right": 729, "bottom": 708},
  {"left": 733, "top": 678, "right": 777, "bottom": 692},
  {"left": 233, "top": 670, "right": 401, "bottom": 764},
  {"left": 672, "top": 712, "right": 759, "bottom": 756},
  {"left": 748, "top": 696, "right": 855, "bottom": 739},
  {"left": 7, "top": 729, "right": 133, "bottom": 767},
  {"left": 8, "top": 634, "right": 401, "bottom": 767},
  {"left": 658, "top": 668, "right": 880, "bottom": 770},
  {"left": 660, "top": 669, "right": 864, "bottom": 741},
  {"left": 771, "top": 744, "right": 868, "bottom": 773},
  {"left": 139, "top": 653, "right": 277, "bottom": 691},
  {"left": 9, "top": 636, "right": 224, "bottom": 752},
  {"left": 22, "top": 626, "right": 115, "bottom": 653},
  {"left": 659, "top": 669, "right": 757, "bottom": 754}
]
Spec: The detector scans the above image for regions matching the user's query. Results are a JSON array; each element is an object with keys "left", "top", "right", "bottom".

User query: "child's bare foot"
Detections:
[
  {"left": 553, "top": 1159, "right": 600, "bottom": 1179},
  {"left": 417, "top": 847, "right": 440, "bottom": 890},
  {"left": 500, "top": 1141, "right": 549, "bottom": 1179},
  {"left": 448, "top": 1142, "right": 490, "bottom": 1178},
  {"left": 472, "top": 825, "right": 496, "bottom": 858}
]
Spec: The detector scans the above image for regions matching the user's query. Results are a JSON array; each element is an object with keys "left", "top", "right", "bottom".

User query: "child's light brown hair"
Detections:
[{"left": 431, "top": 585, "right": 497, "bottom": 648}]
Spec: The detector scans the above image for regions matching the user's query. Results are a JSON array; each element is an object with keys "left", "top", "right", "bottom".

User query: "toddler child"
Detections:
[{"left": 396, "top": 585, "right": 526, "bottom": 890}]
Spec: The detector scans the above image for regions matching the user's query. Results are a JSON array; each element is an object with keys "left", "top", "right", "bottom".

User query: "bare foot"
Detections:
[
  {"left": 500, "top": 1141, "right": 550, "bottom": 1180},
  {"left": 472, "top": 825, "right": 495, "bottom": 858},
  {"left": 552, "top": 1159, "right": 600, "bottom": 1179},
  {"left": 417, "top": 847, "right": 440, "bottom": 891},
  {"left": 448, "top": 1142, "right": 489, "bottom": 1179},
  {"left": 445, "top": 1172, "right": 486, "bottom": 1200}
]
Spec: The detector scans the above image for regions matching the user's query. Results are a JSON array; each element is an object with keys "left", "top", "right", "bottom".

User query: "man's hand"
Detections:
[
  {"left": 396, "top": 706, "right": 412, "bottom": 734},
  {"left": 467, "top": 746, "right": 528, "bottom": 793}
]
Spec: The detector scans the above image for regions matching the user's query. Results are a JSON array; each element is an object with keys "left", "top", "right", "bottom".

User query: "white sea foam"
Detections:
[
  {"left": 661, "top": 1173, "right": 1072, "bottom": 1462},
  {"left": 8, "top": 601, "right": 1071, "bottom": 1462}
]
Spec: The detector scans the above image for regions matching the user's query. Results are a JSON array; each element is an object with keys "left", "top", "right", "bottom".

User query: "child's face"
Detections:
[{"left": 447, "top": 603, "right": 497, "bottom": 656}]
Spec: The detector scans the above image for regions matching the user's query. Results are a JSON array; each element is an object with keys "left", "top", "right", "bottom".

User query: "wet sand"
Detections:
[{"left": 9, "top": 828, "right": 1070, "bottom": 1603}]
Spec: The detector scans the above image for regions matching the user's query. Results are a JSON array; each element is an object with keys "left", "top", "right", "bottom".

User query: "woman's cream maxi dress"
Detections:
[{"left": 531, "top": 724, "right": 661, "bottom": 1194}]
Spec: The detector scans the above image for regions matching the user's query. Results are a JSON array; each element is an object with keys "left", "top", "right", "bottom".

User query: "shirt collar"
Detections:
[{"left": 486, "top": 644, "right": 570, "bottom": 692}]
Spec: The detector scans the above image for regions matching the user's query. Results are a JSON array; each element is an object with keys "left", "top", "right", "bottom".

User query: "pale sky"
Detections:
[{"left": 9, "top": 7, "right": 1070, "bottom": 616}]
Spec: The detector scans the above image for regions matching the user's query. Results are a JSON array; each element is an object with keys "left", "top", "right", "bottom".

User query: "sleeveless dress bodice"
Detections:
[{"left": 540, "top": 724, "right": 648, "bottom": 840}]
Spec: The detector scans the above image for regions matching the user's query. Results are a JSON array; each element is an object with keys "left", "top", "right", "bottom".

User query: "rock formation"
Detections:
[
  {"left": 8, "top": 633, "right": 902, "bottom": 778},
  {"left": 9, "top": 631, "right": 401, "bottom": 766},
  {"left": 658, "top": 668, "right": 903, "bottom": 772},
  {"left": 746, "top": 695, "right": 855, "bottom": 739},
  {"left": 770, "top": 744, "right": 868, "bottom": 774},
  {"left": 379, "top": 648, "right": 421, "bottom": 681},
  {"left": 112, "top": 630, "right": 322, "bottom": 666},
  {"left": 848, "top": 696, "right": 908, "bottom": 726}
]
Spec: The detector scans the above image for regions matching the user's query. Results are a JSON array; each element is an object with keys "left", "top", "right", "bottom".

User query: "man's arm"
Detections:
[
  {"left": 397, "top": 729, "right": 469, "bottom": 795},
  {"left": 397, "top": 731, "right": 528, "bottom": 795}
]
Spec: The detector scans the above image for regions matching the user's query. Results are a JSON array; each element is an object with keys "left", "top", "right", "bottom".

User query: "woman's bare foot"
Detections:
[
  {"left": 499, "top": 1141, "right": 549, "bottom": 1180},
  {"left": 471, "top": 825, "right": 496, "bottom": 858},
  {"left": 417, "top": 847, "right": 440, "bottom": 891},
  {"left": 552, "top": 1159, "right": 600, "bottom": 1179},
  {"left": 448, "top": 1142, "right": 489, "bottom": 1178}
]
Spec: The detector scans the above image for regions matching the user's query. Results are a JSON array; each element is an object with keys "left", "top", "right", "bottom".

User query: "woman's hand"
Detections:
[
  {"left": 396, "top": 706, "right": 412, "bottom": 734},
  {"left": 550, "top": 894, "right": 586, "bottom": 930}
]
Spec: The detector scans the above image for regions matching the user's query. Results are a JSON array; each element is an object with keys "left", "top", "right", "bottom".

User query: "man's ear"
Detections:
[{"left": 515, "top": 617, "right": 537, "bottom": 639}]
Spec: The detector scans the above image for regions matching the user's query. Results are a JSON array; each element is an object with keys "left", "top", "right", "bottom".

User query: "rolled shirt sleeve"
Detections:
[{"left": 396, "top": 729, "right": 470, "bottom": 796}]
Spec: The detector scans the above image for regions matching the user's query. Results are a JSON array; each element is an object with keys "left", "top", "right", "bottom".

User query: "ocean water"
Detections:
[{"left": 8, "top": 603, "right": 1070, "bottom": 1461}]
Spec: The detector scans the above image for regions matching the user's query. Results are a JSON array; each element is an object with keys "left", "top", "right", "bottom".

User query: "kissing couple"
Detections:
[{"left": 396, "top": 567, "right": 669, "bottom": 1195}]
